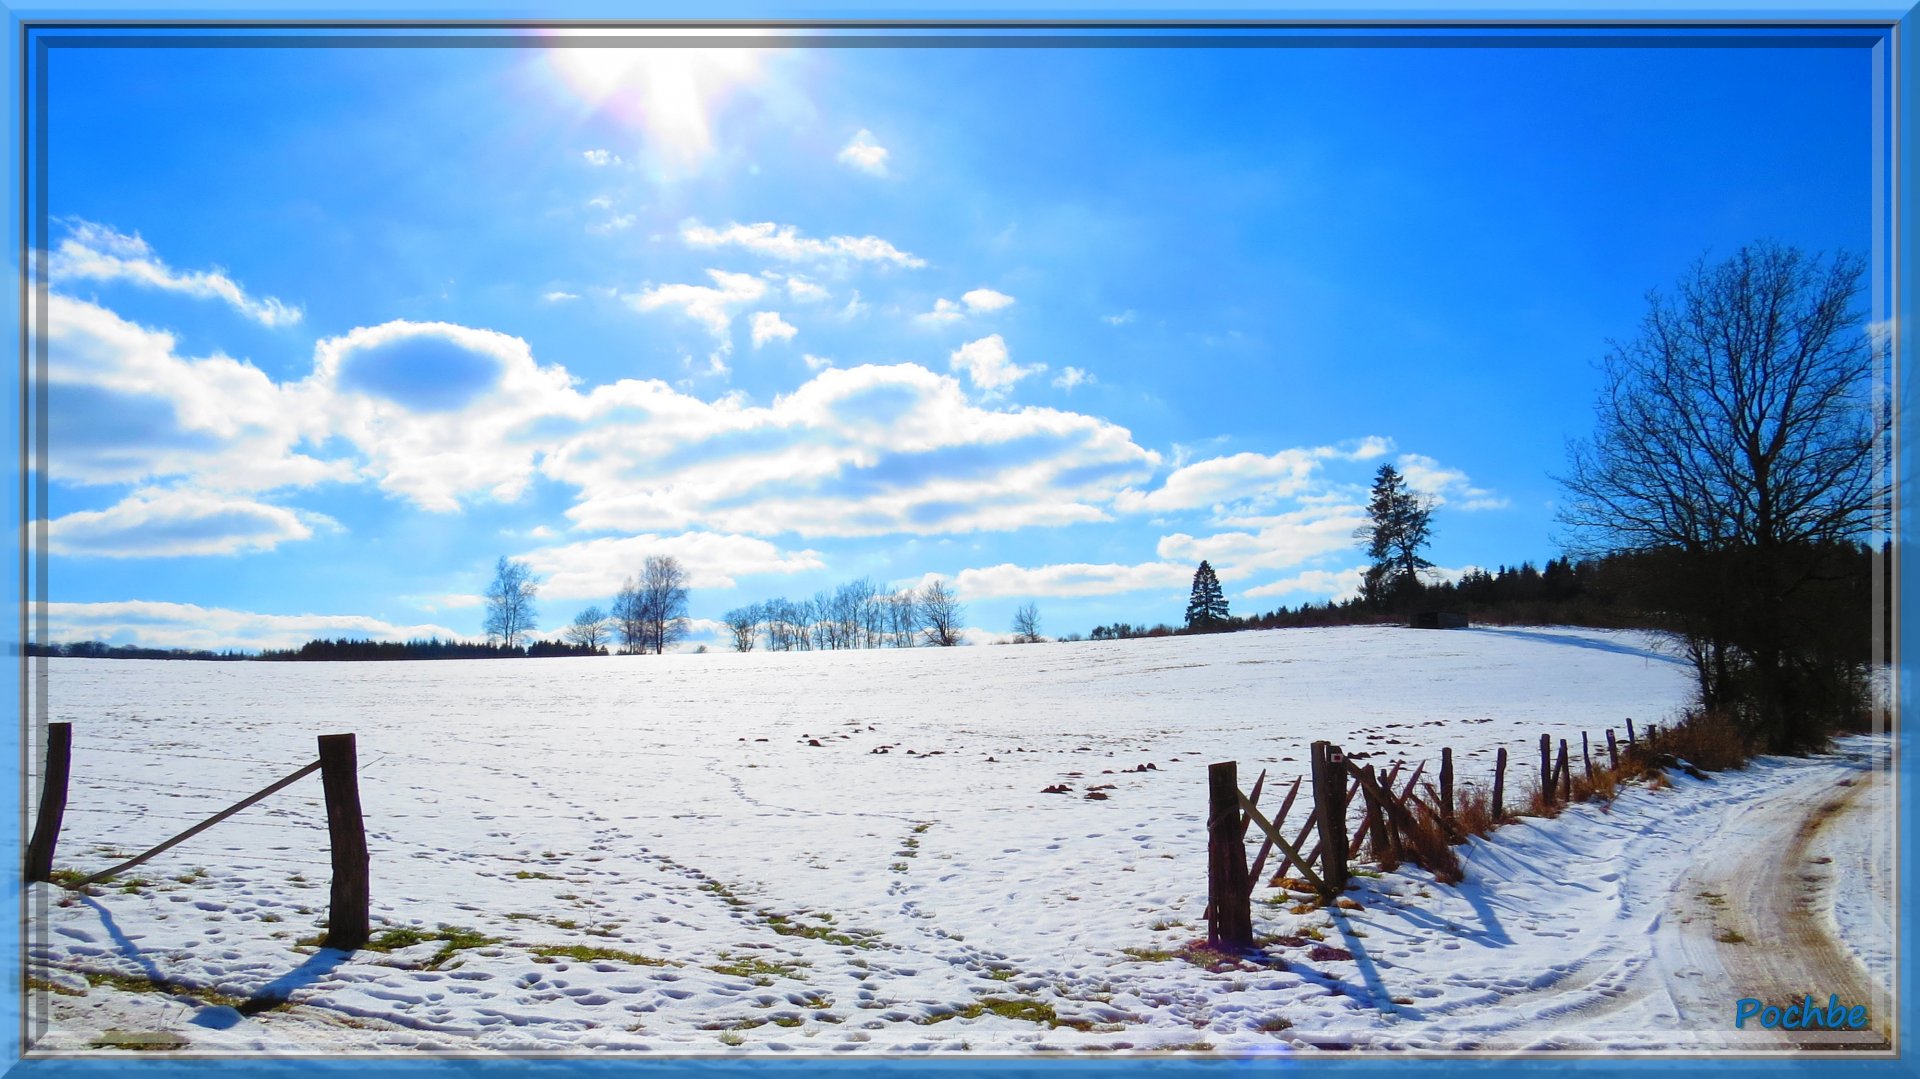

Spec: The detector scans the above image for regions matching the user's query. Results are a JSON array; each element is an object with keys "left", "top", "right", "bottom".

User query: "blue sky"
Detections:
[{"left": 36, "top": 28, "right": 1875, "bottom": 650}]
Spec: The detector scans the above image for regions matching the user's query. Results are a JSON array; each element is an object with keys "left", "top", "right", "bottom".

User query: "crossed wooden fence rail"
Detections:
[
  {"left": 25, "top": 722, "right": 371, "bottom": 951},
  {"left": 1207, "top": 721, "right": 1663, "bottom": 949}
]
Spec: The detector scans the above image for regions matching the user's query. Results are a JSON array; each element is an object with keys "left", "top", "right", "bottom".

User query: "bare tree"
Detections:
[
  {"left": 638, "top": 555, "right": 692, "bottom": 655},
  {"left": 564, "top": 605, "right": 612, "bottom": 650},
  {"left": 612, "top": 577, "right": 646, "bottom": 654},
  {"left": 1011, "top": 602, "right": 1043, "bottom": 644},
  {"left": 1558, "top": 241, "right": 1886, "bottom": 750},
  {"left": 918, "top": 579, "right": 965, "bottom": 647},
  {"left": 723, "top": 604, "right": 762, "bottom": 652},
  {"left": 886, "top": 590, "right": 920, "bottom": 647},
  {"left": 483, "top": 556, "right": 539, "bottom": 649}
]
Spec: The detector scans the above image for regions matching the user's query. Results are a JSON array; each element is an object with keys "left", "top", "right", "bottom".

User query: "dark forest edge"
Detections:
[{"left": 24, "top": 541, "right": 1880, "bottom": 664}]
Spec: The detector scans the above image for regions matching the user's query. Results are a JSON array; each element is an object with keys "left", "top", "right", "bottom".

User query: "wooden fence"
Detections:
[
  {"left": 25, "top": 722, "right": 370, "bottom": 951},
  {"left": 1207, "top": 720, "right": 1659, "bottom": 949}
]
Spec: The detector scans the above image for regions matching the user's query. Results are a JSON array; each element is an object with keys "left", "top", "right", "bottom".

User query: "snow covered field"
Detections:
[{"left": 23, "top": 625, "right": 1897, "bottom": 1054}]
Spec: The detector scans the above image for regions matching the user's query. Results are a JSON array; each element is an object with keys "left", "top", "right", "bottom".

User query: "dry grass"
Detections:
[
  {"left": 1624, "top": 709, "right": 1752, "bottom": 774},
  {"left": 1398, "top": 802, "right": 1463, "bottom": 884},
  {"left": 1451, "top": 782, "right": 1503, "bottom": 837}
]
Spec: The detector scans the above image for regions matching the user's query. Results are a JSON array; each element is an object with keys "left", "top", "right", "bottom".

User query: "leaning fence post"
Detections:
[
  {"left": 1625, "top": 718, "right": 1637, "bottom": 745},
  {"left": 1606, "top": 729, "right": 1619, "bottom": 771},
  {"left": 1581, "top": 732, "right": 1594, "bottom": 782},
  {"left": 1557, "top": 739, "right": 1572, "bottom": 802},
  {"left": 25, "top": 723, "right": 72, "bottom": 883},
  {"left": 1439, "top": 746, "right": 1455, "bottom": 834},
  {"left": 1492, "top": 747, "right": 1507, "bottom": 821},
  {"left": 318, "top": 733, "right": 369, "bottom": 951},
  {"left": 1538, "top": 733, "right": 1553, "bottom": 806},
  {"left": 1361, "top": 764, "right": 1392, "bottom": 862},
  {"left": 1310, "top": 742, "right": 1349, "bottom": 897},
  {"left": 1206, "top": 761, "right": 1253, "bottom": 950}
]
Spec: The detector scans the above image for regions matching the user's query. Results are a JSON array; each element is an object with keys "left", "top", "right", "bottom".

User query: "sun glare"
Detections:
[{"left": 544, "top": 32, "right": 776, "bottom": 173}]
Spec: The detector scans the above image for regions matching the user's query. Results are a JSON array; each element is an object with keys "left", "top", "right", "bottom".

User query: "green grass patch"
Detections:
[
  {"left": 530, "top": 944, "right": 668, "bottom": 966},
  {"left": 347, "top": 924, "right": 500, "bottom": 969},
  {"left": 513, "top": 870, "right": 562, "bottom": 881},
  {"left": 25, "top": 975, "right": 84, "bottom": 997},
  {"left": 922, "top": 997, "right": 1093, "bottom": 1030},
  {"left": 763, "top": 912, "right": 879, "bottom": 949},
  {"left": 709, "top": 952, "right": 807, "bottom": 983}
]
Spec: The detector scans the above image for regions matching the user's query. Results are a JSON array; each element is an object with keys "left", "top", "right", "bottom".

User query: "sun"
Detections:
[{"left": 543, "top": 31, "right": 776, "bottom": 173}]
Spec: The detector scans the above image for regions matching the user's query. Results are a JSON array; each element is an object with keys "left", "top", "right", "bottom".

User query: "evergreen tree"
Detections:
[
  {"left": 1354, "top": 464, "right": 1434, "bottom": 608},
  {"left": 1184, "top": 560, "right": 1229, "bottom": 630}
]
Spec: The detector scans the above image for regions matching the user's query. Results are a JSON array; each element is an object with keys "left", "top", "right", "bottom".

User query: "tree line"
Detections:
[{"left": 717, "top": 577, "right": 965, "bottom": 652}]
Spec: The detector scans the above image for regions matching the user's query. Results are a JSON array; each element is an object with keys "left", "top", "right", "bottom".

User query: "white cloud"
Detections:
[
  {"left": 680, "top": 220, "right": 925, "bottom": 268},
  {"left": 305, "top": 318, "right": 586, "bottom": 511},
  {"left": 948, "top": 334, "right": 1044, "bottom": 394},
  {"left": 784, "top": 275, "right": 831, "bottom": 303},
  {"left": 801, "top": 353, "right": 834, "bottom": 371},
  {"left": 1114, "top": 437, "right": 1400, "bottom": 516},
  {"left": 917, "top": 289, "right": 1016, "bottom": 327},
  {"left": 46, "top": 488, "right": 330, "bottom": 558},
  {"left": 49, "top": 220, "right": 302, "bottom": 327},
  {"left": 1115, "top": 449, "right": 1323, "bottom": 515},
  {"left": 45, "top": 600, "right": 462, "bottom": 652},
  {"left": 542, "top": 290, "right": 581, "bottom": 303},
  {"left": 407, "top": 593, "right": 487, "bottom": 613},
  {"left": 1052, "top": 366, "right": 1094, "bottom": 392},
  {"left": 749, "top": 310, "right": 798, "bottom": 348},
  {"left": 944, "top": 560, "right": 1194, "bottom": 599},
  {"left": 627, "top": 269, "right": 769, "bottom": 346},
  {"left": 588, "top": 213, "right": 637, "bottom": 234},
  {"left": 1156, "top": 504, "right": 1370, "bottom": 578},
  {"left": 1397, "top": 452, "right": 1507, "bottom": 510},
  {"left": 545, "top": 361, "right": 1160, "bottom": 538},
  {"left": 837, "top": 129, "right": 890, "bottom": 175},
  {"left": 961, "top": 288, "right": 1014, "bottom": 312},
  {"left": 1242, "top": 566, "right": 1366, "bottom": 602},
  {"left": 915, "top": 298, "right": 965, "bottom": 327},
  {"left": 1103, "top": 310, "right": 1137, "bottom": 326},
  {"left": 53, "top": 284, "right": 1166, "bottom": 546},
  {"left": 45, "top": 294, "right": 345, "bottom": 491},
  {"left": 581, "top": 148, "right": 621, "bottom": 166},
  {"left": 516, "top": 532, "right": 826, "bottom": 600}
]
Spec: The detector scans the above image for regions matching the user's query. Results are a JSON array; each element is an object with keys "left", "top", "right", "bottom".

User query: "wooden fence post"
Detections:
[
  {"left": 1557, "top": 739, "right": 1572, "bottom": 802},
  {"left": 1647, "top": 724, "right": 1659, "bottom": 750},
  {"left": 1492, "top": 747, "right": 1507, "bottom": 820},
  {"left": 1581, "top": 732, "right": 1594, "bottom": 781},
  {"left": 25, "top": 723, "right": 72, "bottom": 884},
  {"left": 1361, "top": 764, "right": 1393, "bottom": 862},
  {"left": 318, "top": 733, "right": 369, "bottom": 951},
  {"left": 1207, "top": 762, "right": 1252, "bottom": 950},
  {"left": 1538, "top": 733, "right": 1553, "bottom": 806},
  {"left": 1606, "top": 729, "right": 1619, "bottom": 771},
  {"left": 1625, "top": 718, "right": 1637, "bottom": 745},
  {"left": 1439, "top": 747, "right": 1455, "bottom": 833},
  {"left": 1310, "top": 742, "right": 1349, "bottom": 897}
]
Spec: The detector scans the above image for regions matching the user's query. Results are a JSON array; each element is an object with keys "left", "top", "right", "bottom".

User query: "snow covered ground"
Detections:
[{"left": 21, "top": 625, "right": 1897, "bottom": 1054}]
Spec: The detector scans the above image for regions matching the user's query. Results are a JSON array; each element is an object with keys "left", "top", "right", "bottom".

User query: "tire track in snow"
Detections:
[{"left": 1657, "top": 745, "right": 1890, "bottom": 1050}]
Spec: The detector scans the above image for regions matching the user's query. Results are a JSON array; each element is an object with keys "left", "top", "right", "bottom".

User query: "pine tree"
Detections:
[
  {"left": 1354, "top": 464, "right": 1435, "bottom": 608},
  {"left": 1184, "top": 560, "right": 1229, "bottom": 630}
]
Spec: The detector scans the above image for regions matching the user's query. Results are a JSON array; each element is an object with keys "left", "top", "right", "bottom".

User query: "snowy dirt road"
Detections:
[{"left": 1655, "top": 742, "right": 1893, "bottom": 1049}]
